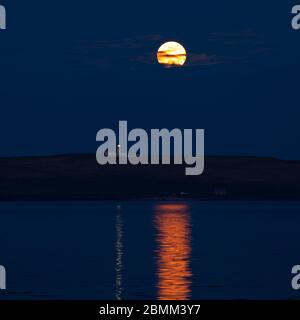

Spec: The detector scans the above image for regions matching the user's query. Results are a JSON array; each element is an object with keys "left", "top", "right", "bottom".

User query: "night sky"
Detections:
[{"left": 0, "top": 1, "right": 299, "bottom": 158}]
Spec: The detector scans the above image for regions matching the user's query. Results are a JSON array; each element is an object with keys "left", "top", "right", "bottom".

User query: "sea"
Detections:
[{"left": 0, "top": 201, "right": 300, "bottom": 300}]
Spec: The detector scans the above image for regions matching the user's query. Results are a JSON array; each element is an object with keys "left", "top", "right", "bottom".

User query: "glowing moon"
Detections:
[{"left": 157, "top": 41, "right": 187, "bottom": 66}]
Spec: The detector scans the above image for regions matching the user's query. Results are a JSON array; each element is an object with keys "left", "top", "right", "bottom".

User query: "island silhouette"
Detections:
[{"left": 0, "top": 154, "right": 299, "bottom": 200}]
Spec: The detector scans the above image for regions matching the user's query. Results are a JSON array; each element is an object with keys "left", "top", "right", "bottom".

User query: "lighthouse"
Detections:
[{"left": 117, "top": 144, "right": 120, "bottom": 158}]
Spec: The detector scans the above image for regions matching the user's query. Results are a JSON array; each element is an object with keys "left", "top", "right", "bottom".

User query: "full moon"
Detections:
[{"left": 157, "top": 41, "right": 187, "bottom": 66}]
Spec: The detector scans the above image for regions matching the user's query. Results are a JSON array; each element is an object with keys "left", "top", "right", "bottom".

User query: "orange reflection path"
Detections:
[{"left": 155, "top": 204, "right": 192, "bottom": 300}]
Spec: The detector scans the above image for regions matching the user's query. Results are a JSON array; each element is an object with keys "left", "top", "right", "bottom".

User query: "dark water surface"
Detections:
[{"left": 0, "top": 201, "right": 300, "bottom": 300}]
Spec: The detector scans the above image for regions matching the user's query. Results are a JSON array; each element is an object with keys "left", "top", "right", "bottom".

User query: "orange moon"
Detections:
[{"left": 157, "top": 42, "right": 187, "bottom": 66}]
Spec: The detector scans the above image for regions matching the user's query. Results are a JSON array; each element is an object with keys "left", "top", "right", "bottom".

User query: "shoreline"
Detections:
[{"left": 1, "top": 154, "right": 300, "bottom": 201}]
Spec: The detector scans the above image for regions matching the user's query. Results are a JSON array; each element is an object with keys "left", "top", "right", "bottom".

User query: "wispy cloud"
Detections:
[
  {"left": 91, "top": 34, "right": 163, "bottom": 49},
  {"left": 71, "top": 30, "right": 273, "bottom": 70},
  {"left": 129, "top": 29, "right": 273, "bottom": 68},
  {"left": 70, "top": 34, "right": 163, "bottom": 69}
]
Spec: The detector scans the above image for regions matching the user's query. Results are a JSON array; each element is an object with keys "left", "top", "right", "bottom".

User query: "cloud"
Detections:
[
  {"left": 130, "top": 29, "right": 273, "bottom": 68},
  {"left": 133, "top": 52, "right": 226, "bottom": 67},
  {"left": 82, "top": 34, "right": 163, "bottom": 50},
  {"left": 208, "top": 29, "right": 258, "bottom": 46},
  {"left": 70, "top": 34, "right": 164, "bottom": 70},
  {"left": 185, "top": 50, "right": 272, "bottom": 67},
  {"left": 71, "top": 30, "right": 273, "bottom": 70},
  {"left": 186, "top": 53, "right": 225, "bottom": 67},
  {"left": 133, "top": 51, "right": 265, "bottom": 68}
]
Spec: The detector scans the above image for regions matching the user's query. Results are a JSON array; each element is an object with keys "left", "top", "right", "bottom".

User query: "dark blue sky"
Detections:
[{"left": 0, "top": 1, "right": 299, "bottom": 158}]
